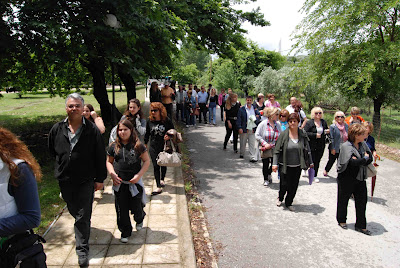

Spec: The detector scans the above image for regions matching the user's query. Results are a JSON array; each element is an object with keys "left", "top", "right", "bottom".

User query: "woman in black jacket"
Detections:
[
  {"left": 336, "top": 123, "right": 372, "bottom": 235},
  {"left": 144, "top": 102, "right": 174, "bottom": 195},
  {"left": 304, "top": 107, "right": 329, "bottom": 182}
]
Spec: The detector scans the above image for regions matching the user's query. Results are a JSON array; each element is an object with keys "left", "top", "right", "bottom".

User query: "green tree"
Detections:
[
  {"left": 10, "top": 0, "right": 269, "bottom": 123},
  {"left": 213, "top": 59, "right": 239, "bottom": 90},
  {"left": 293, "top": 0, "right": 400, "bottom": 131},
  {"left": 172, "top": 64, "right": 200, "bottom": 85}
]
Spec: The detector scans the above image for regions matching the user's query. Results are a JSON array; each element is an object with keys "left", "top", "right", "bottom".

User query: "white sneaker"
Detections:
[
  {"left": 276, "top": 199, "right": 282, "bottom": 207},
  {"left": 120, "top": 237, "right": 128, "bottom": 243},
  {"left": 263, "top": 181, "right": 269, "bottom": 186},
  {"left": 314, "top": 178, "right": 320, "bottom": 183},
  {"left": 136, "top": 222, "right": 143, "bottom": 231}
]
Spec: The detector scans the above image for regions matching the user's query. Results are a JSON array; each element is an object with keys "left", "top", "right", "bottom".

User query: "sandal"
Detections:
[
  {"left": 355, "top": 227, "right": 371, "bottom": 235},
  {"left": 338, "top": 223, "right": 348, "bottom": 229},
  {"left": 151, "top": 189, "right": 163, "bottom": 196}
]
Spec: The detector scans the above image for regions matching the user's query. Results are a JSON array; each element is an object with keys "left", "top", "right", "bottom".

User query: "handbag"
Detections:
[
  {"left": 193, "top": 107, "right": 200, "bottom": 116},
  {"left": 157, "top": 142, "right": 182, "bottom": 167},
  {"left": 325, "top": 133, "right": 332, "bottom": 144},
  {"left": 367, "top": 162, "right": 377, "bottom": 177},
  {"left": 0, "top": 230, "right": 47, "bottom": 268},
  {"left": 259, "top": 146, "right": 273, "bottom": 159}
]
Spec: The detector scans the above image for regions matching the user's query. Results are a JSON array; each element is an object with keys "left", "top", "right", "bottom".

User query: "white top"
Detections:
[{"left": 0, "top": 159, "right": 24, "bottom": 220}]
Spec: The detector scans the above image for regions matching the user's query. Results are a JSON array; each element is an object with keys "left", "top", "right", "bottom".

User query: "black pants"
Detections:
[
  {"left": 262, "top": 157, "right": 273, "bottom": 181},
  {"left": 325, "top": 151, "right": 339, "bottom": 172},
  {"left": 59, "top": 180, "right": 94, "bottom": 257},
  {"left": 311, "top": 148, "right": 325, "bottom": 177},
  {"left": 278, "top": 166, "right": 301, "bottom": 207},
  {"left": 337, "top": 177, "right": 367, "bottom": 229},
  {"left": 163, "top": 103, "right": 173, "bottom": 120},
  {"left": 149, "top": 147, "right": 167, "bottom": 188},
  {"left": 198, "top": 103, "right": 207, "bottom": 123},
  {"left": 176, "top": 103, "right": 185, "bottom": 121},
  {"left": 223, "top": 120, "right": 238, "bottom": 151},
  {"left": 220, "top": 104, "right": 225, "bottom": 121},
  {"left": 114, "top": 183, "right": 145, "bottom": 238}
]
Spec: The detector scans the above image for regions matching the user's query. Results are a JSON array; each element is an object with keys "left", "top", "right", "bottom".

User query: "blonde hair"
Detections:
[
  {"left": 362, "top": 121, "right": 374, "bottom": 134},
  {"left": 263, "top": 107, "right": 279, "bottom": 119},
  {"left": 225, "top": 93, "right": 238, "bottom": 110},
  {"left": 351, "top": 107, "right": 361, "bottom": 115},
  {"left": 333, "top": 111, "right": 345, "bottom": 124},
  {"left": 311, "top": 107, "right": 324, "bottom": 119}
]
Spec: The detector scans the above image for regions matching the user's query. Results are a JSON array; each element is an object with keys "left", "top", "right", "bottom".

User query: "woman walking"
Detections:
[
  {"left": 0, "top": 127, "right": 42, "bottom": 237},
  {"left": 255, "top": 107, "right": 281, "bottom": 186},
  {"left": 150, "top": 81, "right": 161, "bottom": 103},
  {"left": 272, "top": 113, "right": 313, "bottom": 211},
  {"left": 264, "top": 93, "right": 281, "bottom": 109},
  {"left": 336, "top": 123, "right": 372, "bottom": 235},
  {"left": 253, "top": 93, "right": 265, "bottom": 112},
  {"left": 304, "top": 107, "right": 329, "bottom": 182},
  {"left": 109, "top": 99, "right": 146, "bottom": 144},
  {"left": 208, "top": 88, "right": 218, "bottom": 125},
  {"left": 277, "top": 109, "right": 289, "bottom": 131},
  {"left": 223, "top": 93, "right": 241, "bottom": 153},
  {"left": 185, "top": 90, "right": 197, "bottom": 127},
  {"left": 144, "top": 102, "right": 174, "bottom": 195},
  {"left": 106, "top": 119, "right": 150, "bottom": 243},
  {"left": 323, "top": 111, "right": 348, "bottom": 177}
]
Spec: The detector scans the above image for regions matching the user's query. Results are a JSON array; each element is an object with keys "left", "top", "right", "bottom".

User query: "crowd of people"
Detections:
[{"left": 0, "top": 85, "right": 378, "bottom": 267}]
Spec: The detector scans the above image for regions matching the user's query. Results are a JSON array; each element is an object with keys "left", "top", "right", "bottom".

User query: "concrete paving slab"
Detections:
[
  {"left": 64, "top": 245, "right": 108, "bottom": 266},
  {"left": 142, "top": 244, "right": 180, "bottom": 264},
  {"left": 103, "top": 244, "right": 144, "bottom": 265},
  {"left": 145, "top": 227, "right": 179, "bottom": 244}
]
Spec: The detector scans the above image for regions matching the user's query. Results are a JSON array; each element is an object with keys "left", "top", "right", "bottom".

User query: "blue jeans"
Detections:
[{"left": 209, "top": 106, "right": 216, "bottom": 124}]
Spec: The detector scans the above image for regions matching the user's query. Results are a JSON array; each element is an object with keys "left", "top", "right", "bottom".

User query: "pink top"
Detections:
[
  {"left": 264, "top": 100, "right": 281, "bottom": 108},
  {"left": 218, "top": 93, "right": 226, "bottom": 106}
]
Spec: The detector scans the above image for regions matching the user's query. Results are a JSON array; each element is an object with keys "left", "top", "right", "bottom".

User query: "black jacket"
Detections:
[
  {"left": 48, "top": 117, "right": 107, "bottom": 184},
  {"left": 304, "top": 119, "right": 329, "bottom": 151}
]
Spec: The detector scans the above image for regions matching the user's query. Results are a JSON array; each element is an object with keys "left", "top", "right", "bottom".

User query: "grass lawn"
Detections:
[{"left": 0, "top": 86, "right": 145, "bottom": 234}]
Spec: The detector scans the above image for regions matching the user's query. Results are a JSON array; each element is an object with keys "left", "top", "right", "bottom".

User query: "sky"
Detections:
[{"left": 235, "top": 0, "right": 306, "bottom": 55}]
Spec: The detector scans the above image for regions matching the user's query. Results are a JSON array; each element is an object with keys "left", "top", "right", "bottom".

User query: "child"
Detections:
[{"left": 106, "top": 119, "right": 150, "bottom": 243}]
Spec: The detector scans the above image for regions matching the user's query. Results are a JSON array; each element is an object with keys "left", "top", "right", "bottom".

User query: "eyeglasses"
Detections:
[
  {"left": 279, "top": 115, "right": 286, "bottom": 118},
  {"left": 336, "top": 116, "right": 345, "bottom": 118},
  {"left": 67, "top": 104, "right": 82, "bottom": 109},
  {"left": 151, "top": 109, "right": 159, "bottom": 113},
  {"left": 315, "top": 112, "right": 322, "bottom": 115}
]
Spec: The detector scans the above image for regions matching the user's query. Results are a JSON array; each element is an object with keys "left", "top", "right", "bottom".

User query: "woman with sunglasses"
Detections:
[
  {"left": 323, "top": 111, "right": 348, "bottom": 177},
  {"left": 304, "top": 107, "right": 329, "bottom": 182},
  {"left": 144, "top": 102, "right": 174, "bottom": 195},
  {"left": 277, "top": 109, "right": 289, "bottom": 131}
]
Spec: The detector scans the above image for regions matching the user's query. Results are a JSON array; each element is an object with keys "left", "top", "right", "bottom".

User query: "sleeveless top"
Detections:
[{"left": 0, "top": 159, "right": 24, "bottom": 220}]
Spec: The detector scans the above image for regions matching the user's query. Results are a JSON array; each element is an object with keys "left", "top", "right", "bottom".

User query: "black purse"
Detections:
[{"left": 0, "top": 230, "right": 47, "bottom": 268}]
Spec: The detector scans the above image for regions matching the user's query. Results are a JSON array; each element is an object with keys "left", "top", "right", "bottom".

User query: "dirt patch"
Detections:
[{"left": 376, "top": 143, "right": 400, "bottom": 162}]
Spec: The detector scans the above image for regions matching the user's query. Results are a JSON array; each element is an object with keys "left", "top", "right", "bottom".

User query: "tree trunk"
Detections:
[
  {"left": 373, "top": 98, "right": 382, "bottom": 136},
  {"left": 118, "top": 68, "right": 136, "bottom": 103},
  {"left": 87, "top": 59, "right": 112, "bottom": 124}
]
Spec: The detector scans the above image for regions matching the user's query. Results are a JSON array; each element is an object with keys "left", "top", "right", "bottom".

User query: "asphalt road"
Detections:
[{"left": 184, "top": 110, "right": 400, "bottom": 268}]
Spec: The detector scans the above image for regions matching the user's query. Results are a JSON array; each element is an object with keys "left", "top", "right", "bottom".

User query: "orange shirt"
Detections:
[{"left": 345, "top": 115, "right": 365, "bottom": 126}]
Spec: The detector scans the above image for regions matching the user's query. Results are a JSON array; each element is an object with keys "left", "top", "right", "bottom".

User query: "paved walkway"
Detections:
[
  {"left": 185, "top": 107, "right": 400, "bottom": 268},
  {"left": 43, "top": 101, "right": 196, "bottom": 267}
]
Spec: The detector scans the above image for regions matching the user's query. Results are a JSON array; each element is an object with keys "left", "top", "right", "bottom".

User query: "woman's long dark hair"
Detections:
[
  {"left": 114, "top": 119, "right": 144, "bottom": 155},
  {"left": 84, "top": 104, "right": 95, "bottom": 122},
  {"left": 123, "top": 99, "right": 144, "bottom": 126}
]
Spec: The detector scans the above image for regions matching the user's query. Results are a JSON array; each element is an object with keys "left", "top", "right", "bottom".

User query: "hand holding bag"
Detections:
[
  {"left": 157, "top": 142, "right": 182, "bottom": 167},
  {"left": 367, "top": 162, "right": 377, "bottom": 177}
]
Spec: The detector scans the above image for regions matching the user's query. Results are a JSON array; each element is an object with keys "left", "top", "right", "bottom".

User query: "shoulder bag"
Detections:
[
  {"left": 0, "top": 230, "right": 47, "bottom": 268},
  {"left": 157, "top": 142, "right": 182, "bottom": 167}
]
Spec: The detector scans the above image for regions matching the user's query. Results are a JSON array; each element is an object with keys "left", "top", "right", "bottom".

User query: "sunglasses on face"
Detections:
[
  {"left": 336, "top": 116, "right": 345, "bottom": 118},
  {"left": 151, "top": 109, "right": 159, "bottom": 113},
  {"left": 279, "top": 115, "right": 286, "bottom": 118},
  {"left": 315, "top": 112, "right": 322, "bottom": 115}
]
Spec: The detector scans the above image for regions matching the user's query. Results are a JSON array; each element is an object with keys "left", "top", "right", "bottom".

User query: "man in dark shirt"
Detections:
[{"left": 48, "top": 93, "right": 107, "bottom": 268}]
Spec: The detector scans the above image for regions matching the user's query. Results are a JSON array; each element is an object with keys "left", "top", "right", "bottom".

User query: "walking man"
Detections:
[
  {"left": 237, "top": 95, "right": 261, "bottom": 162},
  {"left": 48, "top": 93, "right": 107, "bottom": 267},
  {"left": 198, "top": 85, "right": 209, "bottom": 123}
]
